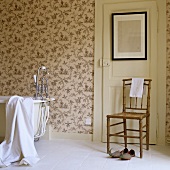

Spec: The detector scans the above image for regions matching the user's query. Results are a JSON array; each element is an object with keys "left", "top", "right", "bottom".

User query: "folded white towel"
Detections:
[
  {"left": 0, "top": 96, "right": 40, "bottom": 167},
  {"left": 130, "top": 78, "right": 144, "bottom": 98}
]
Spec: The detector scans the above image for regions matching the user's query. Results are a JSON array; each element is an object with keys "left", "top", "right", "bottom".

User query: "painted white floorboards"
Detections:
[{"left": 4, "top": 139, "right": 170, "bottom": 170}]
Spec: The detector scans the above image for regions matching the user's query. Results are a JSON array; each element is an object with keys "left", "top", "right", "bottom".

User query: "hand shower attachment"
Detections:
[{"left": 34, "top": 66, "right": 49, "bottom": 100}]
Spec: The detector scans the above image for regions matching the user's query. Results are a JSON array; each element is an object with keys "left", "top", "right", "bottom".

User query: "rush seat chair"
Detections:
[{"left": 106, "top": 78, "right": 152, "bottom": 158}]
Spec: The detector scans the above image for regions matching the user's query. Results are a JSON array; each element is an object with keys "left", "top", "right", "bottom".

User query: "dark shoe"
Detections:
[
  {"left": 128, "top": 149, "right": 135, "bottom": 157},
  {"left": 109, "top": 147, "right": 128, "bottom": 158},
  {"left": 121, "top": 148, "right": 128, "bottom": 154}
]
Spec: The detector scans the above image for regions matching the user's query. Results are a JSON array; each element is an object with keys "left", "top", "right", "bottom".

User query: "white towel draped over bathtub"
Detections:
[
  {"left": 130, "top": 78, "right": 144, "bottom": 98},
  {"left": 0, "top": 96, "right": 40, "bottom": 167}
]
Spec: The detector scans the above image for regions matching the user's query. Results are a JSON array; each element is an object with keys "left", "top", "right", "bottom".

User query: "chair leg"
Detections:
[
  {"left": 139, "top": 120, "right": 143, "bottom": 158},
  {"left": 107, "top": 117, "right": 110, "bottom": 153},
  {"left": 146, "top": 116, "right": 150, "bottom": 150},
  {"left": 123, "top": 118, "right": 127, "bottom": 148}
]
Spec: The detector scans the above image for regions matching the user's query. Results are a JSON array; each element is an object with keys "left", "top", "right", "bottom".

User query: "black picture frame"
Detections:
[{"left": 112, "top": 12, "right": 147, "bottom": 60}]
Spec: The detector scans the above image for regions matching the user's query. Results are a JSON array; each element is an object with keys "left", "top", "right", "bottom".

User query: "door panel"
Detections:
[
  {"left": 111, "top": 61, "right": 149, "bottom": 77},
  {"left": 102, "top": 2, "right": 157, "bottom": 144}
]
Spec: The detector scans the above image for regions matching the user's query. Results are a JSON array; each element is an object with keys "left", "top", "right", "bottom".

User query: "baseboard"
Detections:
[
  {"left": 50, "top": 130, "right": 93, "bottom": 141},
  {"left": 0, "top": 137, "right": 4, "bottom": 143},
  {"left": 41, "top": 125, "right": 93, "bottom": 141}
]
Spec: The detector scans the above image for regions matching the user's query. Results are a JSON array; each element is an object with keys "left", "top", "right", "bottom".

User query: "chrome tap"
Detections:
[{"left": 34, "top": 66, "right": 49, "bottom": 100}]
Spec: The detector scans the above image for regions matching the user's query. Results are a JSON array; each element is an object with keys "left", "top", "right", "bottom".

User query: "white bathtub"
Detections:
[{"left": 0, "top": 96, "right": 52, "bottom": 142}]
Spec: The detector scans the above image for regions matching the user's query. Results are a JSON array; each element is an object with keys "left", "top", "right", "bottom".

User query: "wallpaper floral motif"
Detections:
[
  {"left": 167, "top": 0, "right": 170, "bottom": 139},
  {"left": 0, "top": 0, "right": 95, "bottom": 134}
]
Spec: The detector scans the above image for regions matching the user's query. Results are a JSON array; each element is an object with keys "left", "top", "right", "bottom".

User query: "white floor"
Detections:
[{"left": 4, "top": 139, "right": 170, "bottom": 170}]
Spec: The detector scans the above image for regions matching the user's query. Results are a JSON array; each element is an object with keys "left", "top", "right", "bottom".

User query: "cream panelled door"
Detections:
[{"left": 102, "top": 1, "right": 157, "bottom": 144}]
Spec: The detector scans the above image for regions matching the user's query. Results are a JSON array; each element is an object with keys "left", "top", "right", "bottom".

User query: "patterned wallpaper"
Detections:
[
  {"left": 0, "top": 0, "right": 95, "bottom": 134},
  {"left": 167, "top": 0, "right": 170, "bottom": 139}
]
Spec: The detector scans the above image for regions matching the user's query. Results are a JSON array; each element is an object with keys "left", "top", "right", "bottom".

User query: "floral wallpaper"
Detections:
[
  {"left": 167, "top": 0, "right": 170, "bottom": 139},
  {"left": 0, "top": 0, "right": 95, "bottom": 134}
]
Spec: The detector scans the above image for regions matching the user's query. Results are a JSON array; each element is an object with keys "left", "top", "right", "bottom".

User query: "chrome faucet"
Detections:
[{"left": 34, "top": 66, "right": 49, "bottom": 100}]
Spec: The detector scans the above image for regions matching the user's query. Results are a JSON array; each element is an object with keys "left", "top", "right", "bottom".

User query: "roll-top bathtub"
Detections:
[
  {"left": 0, "top": 96, "right": 47, "bottom": 104},
  {"left": 0, "top": 96, "right": 53, "bottom": 142}
]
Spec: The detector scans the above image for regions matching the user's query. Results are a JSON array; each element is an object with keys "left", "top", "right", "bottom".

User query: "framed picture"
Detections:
[{"left": 112, "top": 12, "right": 147, "bottom": 60}]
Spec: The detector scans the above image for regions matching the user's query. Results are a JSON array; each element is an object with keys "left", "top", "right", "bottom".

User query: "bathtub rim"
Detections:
[{"left": 0, "top": 96, "right": 54, "bottom": 104}]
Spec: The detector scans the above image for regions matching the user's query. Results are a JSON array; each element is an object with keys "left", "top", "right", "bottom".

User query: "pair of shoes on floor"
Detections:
[{"left": 109, "top": 148, "right": 135, "bottom": 160}]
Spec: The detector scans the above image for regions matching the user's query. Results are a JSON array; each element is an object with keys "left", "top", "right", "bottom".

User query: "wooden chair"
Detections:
[{"left": 106, "top": 78, "right": 151, "bottom": 158}]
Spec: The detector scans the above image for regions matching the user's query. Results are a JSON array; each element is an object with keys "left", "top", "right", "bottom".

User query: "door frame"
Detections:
[{"left": 93, "top": 0, "right": 166, "bottom": 145}]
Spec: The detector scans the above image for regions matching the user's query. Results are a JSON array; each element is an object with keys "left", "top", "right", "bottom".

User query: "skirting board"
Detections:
[
  {"left": 41, "top": 125, "right": 93, "bottom": 141},
  {"left": 0, "top": 137, "right": 4, "bottom": 143},
  {"left": 50, "top": 131, "right": 93, "bottom": 141}
]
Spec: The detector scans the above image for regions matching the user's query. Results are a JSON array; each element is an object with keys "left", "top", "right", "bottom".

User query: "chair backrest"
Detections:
[{"left": 122, "top": 78, "right": 151, "bottom": 115}]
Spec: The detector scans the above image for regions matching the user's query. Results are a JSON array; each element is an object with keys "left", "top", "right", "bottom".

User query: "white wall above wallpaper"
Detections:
[{"left": 0, "top": 0, "right": 95, "bottom": 134}]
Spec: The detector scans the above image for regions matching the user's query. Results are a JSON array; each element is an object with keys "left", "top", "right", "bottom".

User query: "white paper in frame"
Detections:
[{"left": 112, "top": 12, "right": 147, "bottom": 60}]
